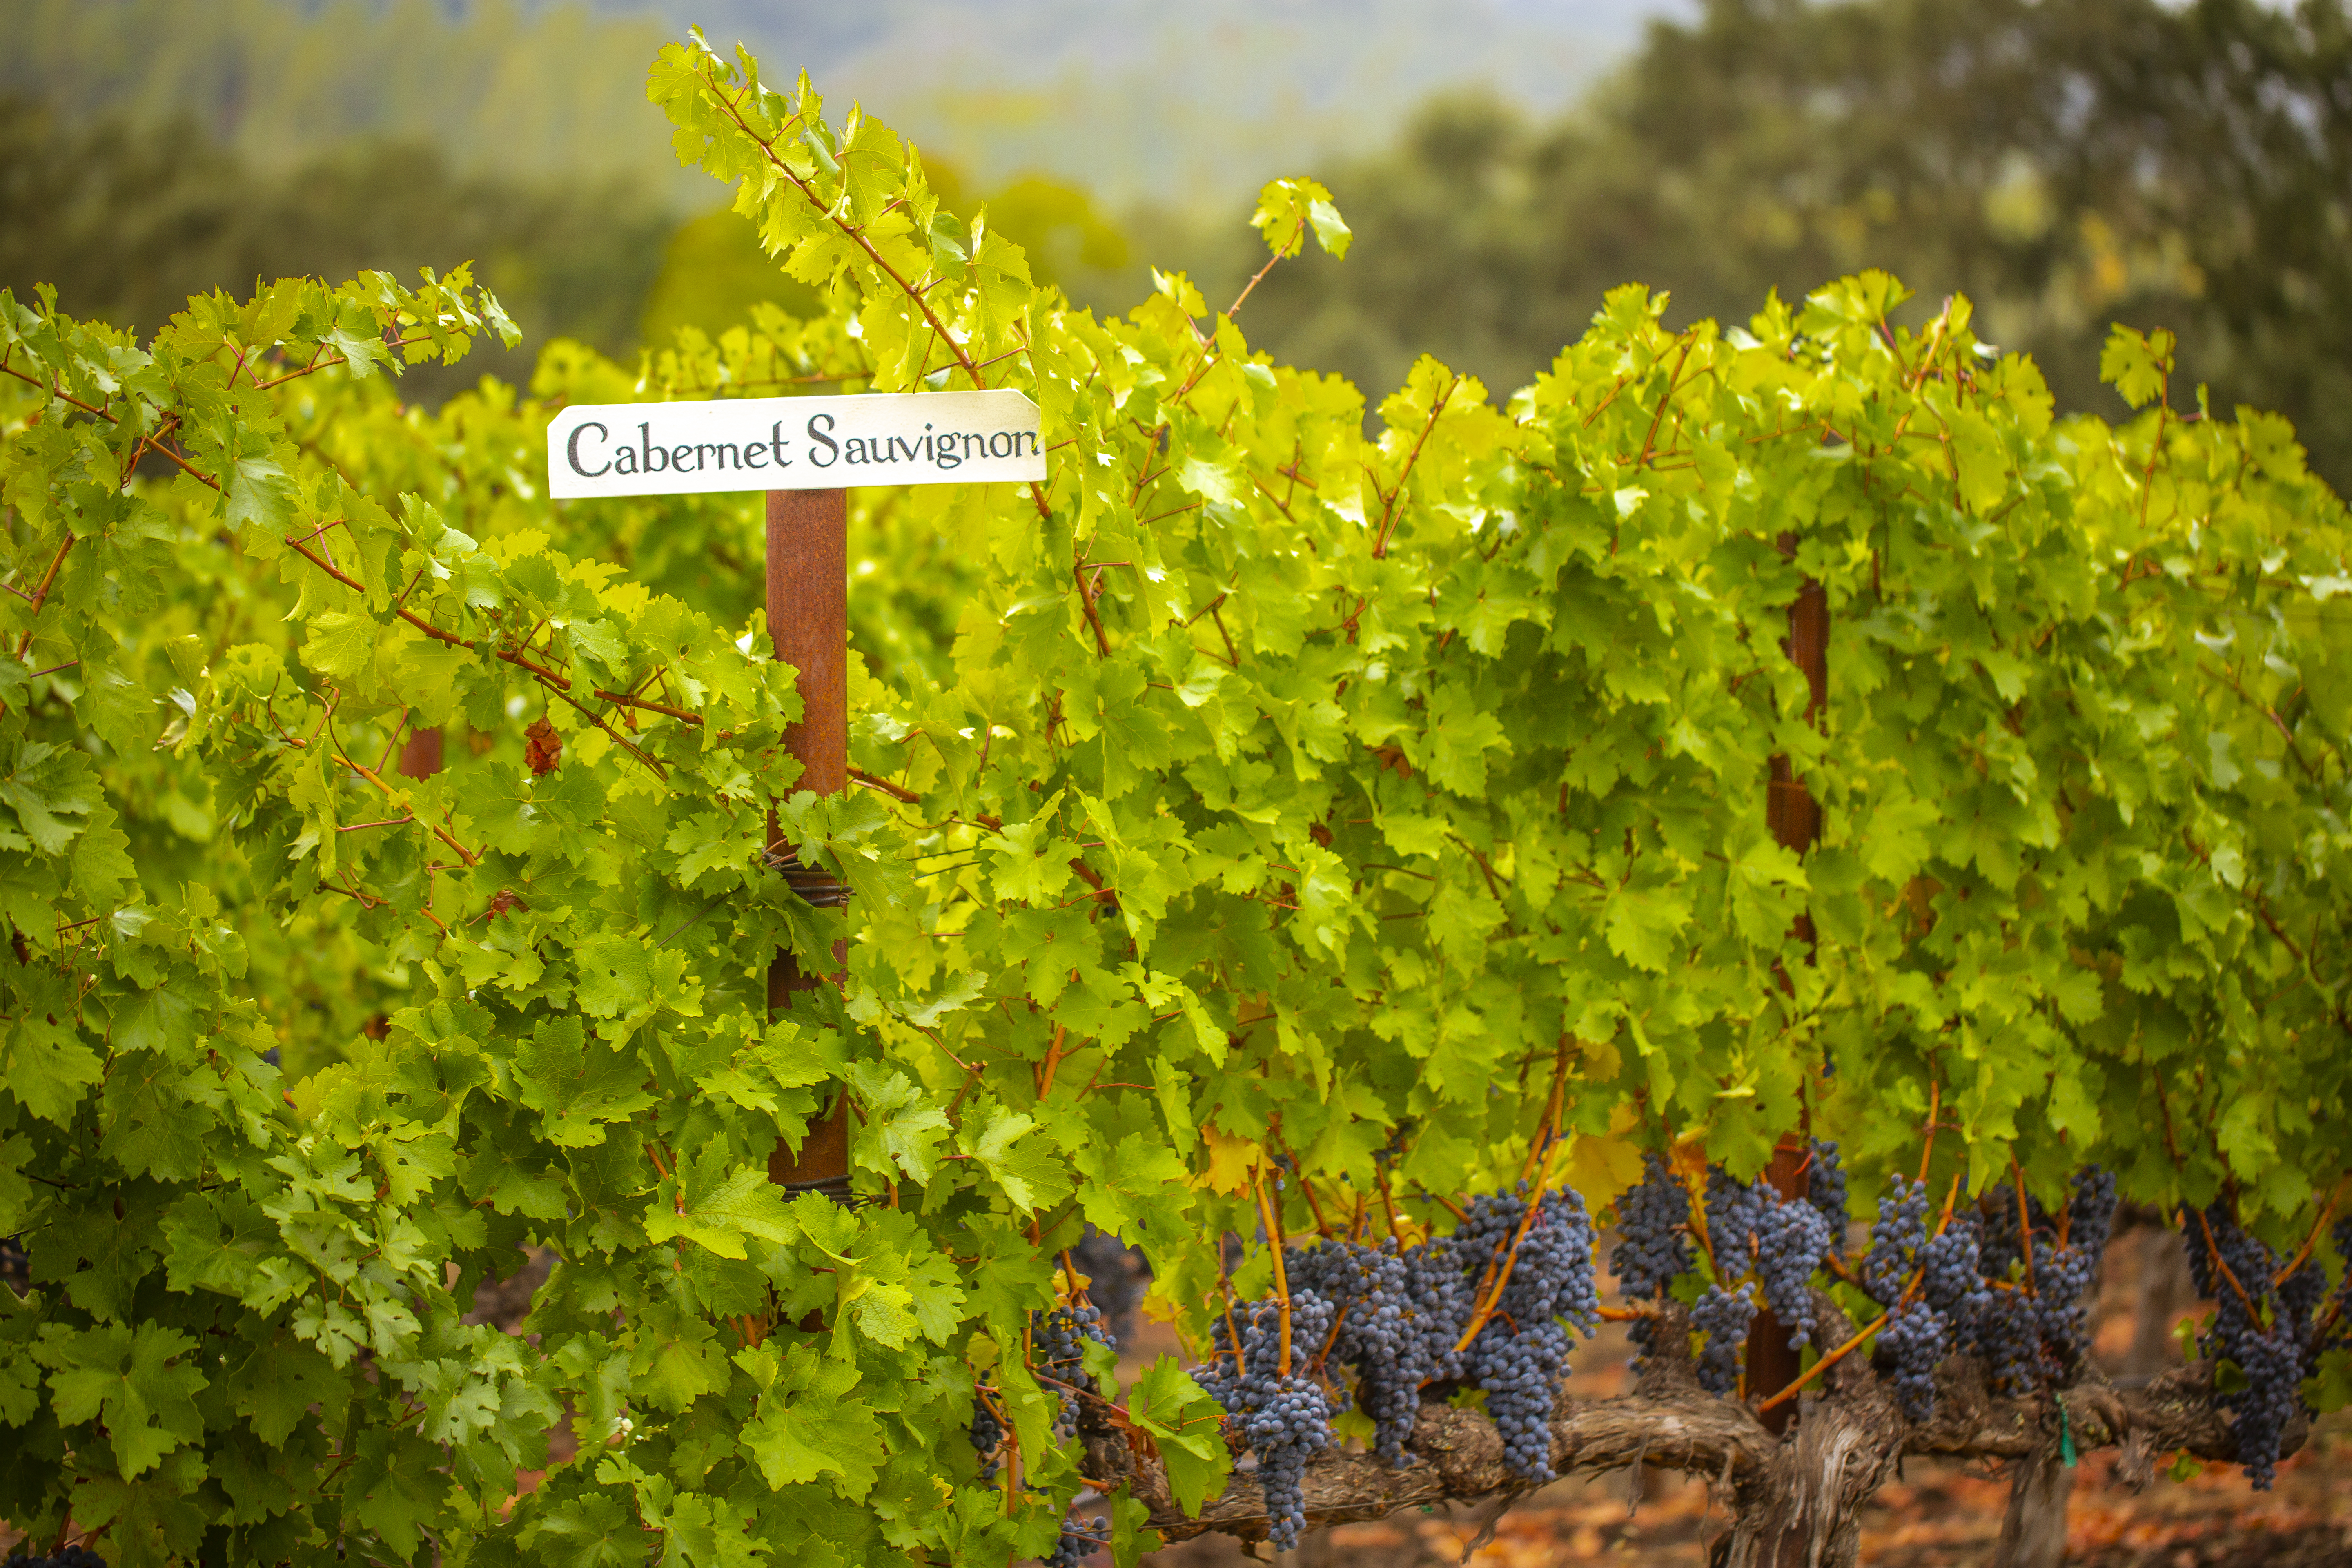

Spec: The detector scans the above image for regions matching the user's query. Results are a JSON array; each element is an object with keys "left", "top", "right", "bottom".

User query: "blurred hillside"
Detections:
[
  {"left": 5, "top": 0, "right": 2348, "bottom": 490},
  {"left": 660, "top": 0, "right": 1679, "bottom": 210},
  {"left": 2, "top": 0, "right": 685, "bottom": 191},
  {"left": 4, "top": 0, "right": 1674, "bottom": 209}
]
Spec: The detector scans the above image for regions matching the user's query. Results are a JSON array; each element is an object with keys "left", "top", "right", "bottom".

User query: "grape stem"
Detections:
[
  {"left": 1031, "top": 1368, "right": 1134, "bottom": 1426},
  {"left": 1453, "top": 1127, "right": 1564, "bottom": 1354},
  {"left": 1312, "top": 1302, "right": 1352, "bottom": 1373},
  {"left": 2272, "top": 1171, "right": 2349, "bottom": 1285},
  {"left": 1755, "top": 1307, "right": 1889, "bottom": 1414},
  {"left": 1273, "top": 1122, "right": 1334, "bottom": 1239},
  {"left": 1255, "top": 1167, "right": 1293, "bottom": 1370},
  {"left": 1413, "top": 1187, "right": 1468, "bottom": 1224},
  {"left": 2188, "top": 1201, "right": 2263, "bottom": 1319},
  {"left": 1517, "top": 1038, "right": 1572, "bottom": 1188},
  {"left": 1373, "top": 1164, "right": 1407, "bottom": 1245},
  {"left": 2010, "top": 1160, "right": 2039, "bottom": 1296},
  {"left": 1916, "top": 1078, "right": 1942, "bottom": 1184}
]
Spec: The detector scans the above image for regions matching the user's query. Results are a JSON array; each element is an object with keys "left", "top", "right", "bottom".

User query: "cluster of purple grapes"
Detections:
[
  {"left": 1704, "top": 1153, "right": 1838, "bottom": 1359},
  {"left": 1612, "top": 1152, "right": 1693, "bottom": 1298},
  {"left": 1858, "top": 1177, "right": 1930, "bottom": 1305},
  {"left": 2180, "top": 1201, "right": 2349, "bottom": 1488},
  {"left": 1688, "top": 1282, "right": 1757, "bottom": 1394},
  {"left": 1194, "top": 1294, "right": 1339, "bottom": 1550},
  {"left": 1703, "top": 1166, "right": 1770, "bottom": 1273},
  {"left": 1616, "top": 1145, "right": 1842, "bottom": 1380},
  {"left": 1806, "top": 1141, "right": 1851, "bottom": 1254},
  {"left": 1756, "top": 1195, "right": 1835, "bottom": 1349},
  {"left": 1197, "top": 1183, "right": 1605, "bottom": 1542},
  {"left": 1043, "top": 1510, "right": 1111, "bottom": 1568},
  {"left": 1284, "top": 1238, "right": 1427, "bottom": 1463},
  {"left": 1432, "top": 1189, "right": 1602, "bottom": 1480},
  {"left": 4, "top": 1550, "right": 108, "bottom": 1568},
  {"left": 1031, "top": 1305, "right": 1117, "bottom": 1439},
  {"left": 1616, "top": 1149, "right": 2142, "bottom": 1425},
  {"left": 1959, "top": 1168, "right": 2116, "bottom": 1391},
  {"left": 1866, "top": 1168, "right": 2123, "bottom": 1416},
  {"left": 1877, "top": 1299, "right": 1952, "bottom": 1420}
]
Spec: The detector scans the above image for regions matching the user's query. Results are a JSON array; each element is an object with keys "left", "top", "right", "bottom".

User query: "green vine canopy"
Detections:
[{"left": 1, "top": 33, "right": 2348, "bottom": 1568}]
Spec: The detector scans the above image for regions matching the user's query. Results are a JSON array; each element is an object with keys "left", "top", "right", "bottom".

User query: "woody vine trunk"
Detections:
[{"left": 1103, "top": 1299, "right": 2296, "bottom": 1566}]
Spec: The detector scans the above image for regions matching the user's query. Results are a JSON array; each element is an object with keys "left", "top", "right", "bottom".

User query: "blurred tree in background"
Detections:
[
  {"left": 1215, "top": 0, "right": 2352, "bottom": 488},
  {"left": 0, "top": 95, "right": 675, "bottom": 396}
]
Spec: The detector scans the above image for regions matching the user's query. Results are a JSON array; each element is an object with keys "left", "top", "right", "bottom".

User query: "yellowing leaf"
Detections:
[{"left": 1198, "top": 1125, "right": 1261, "bottom": 1196}]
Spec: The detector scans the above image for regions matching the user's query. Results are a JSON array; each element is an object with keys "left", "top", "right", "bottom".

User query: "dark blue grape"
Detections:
[
  {"left": 1918, "top": 1221, "right": 1986, "bottom": 1316},
  {"left": 1195, "top": 1293, "right": 1336, "bottom": 1550},
  {"left": 1207, "top": 1183, "right": 1604, "bottom": 1507},
  {"left": 5, "top": 1550, "right": 110, "bottom": 1568},
  {"left": 1980, "top": 1179, "right": 2056, "bottom": 1287},
  {"left": 2230, "top": 1323, "right": 2304, "bottom": 1490},
  {"left": 2067, "top": 1167, "right": 2118, "bottom": 1256},
  {"left": 2031, "top": 1241, "right": 2100, "bottom": 1377},
  {"left": 2278, "top": 1257, "right": 2325, "bottom": 1344},
  {"left": 1285, "top": 1238, "right": 1423, "bottom": 1463},
  {"left": 1971, "top": 1285, "right": 2044, "bottom": 1396},
  {"left": 1704, "top": 1167, "right": 1768, "bottom": 1274},
  {"left": 1453, "top": 1189, "right": 1600, "bottom": 1481}
]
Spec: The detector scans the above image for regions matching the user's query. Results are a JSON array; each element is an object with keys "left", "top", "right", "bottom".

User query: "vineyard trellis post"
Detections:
[
  {"left": 764, "top": 484, "right": 853, "bottom": 1197},
  {"left": 1747, "top": 543, "right": 1830, "bottom": 1431}
]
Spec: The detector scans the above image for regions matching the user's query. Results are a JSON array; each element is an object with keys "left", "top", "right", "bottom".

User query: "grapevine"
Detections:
[{"left": 0, "top": 27, "right": 2345, "bottom": 1566}]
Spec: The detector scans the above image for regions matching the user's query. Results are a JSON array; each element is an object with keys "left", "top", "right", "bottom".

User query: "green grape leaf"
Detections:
[
  {"left": 1126, "top": 1357, "right": 1232, "bottom": 1517},
  {"left": 736, "top": 1342, "right": 882, "bottom": 1499},
  {"left": 35, "top": 1321, "right": 207, "bottom": 1478},
  {"left": 4, "top": 1013, "right": 104, "bottom": 1125},
  {"left": 514, "top": 1014, "right": 660, "bottom": 1145},
  {"left": 299, "top": 610, "right": 379, "bottom": 681},
  {"left": 644, "top": 1153, "right": 802, "bottom": 1259}
]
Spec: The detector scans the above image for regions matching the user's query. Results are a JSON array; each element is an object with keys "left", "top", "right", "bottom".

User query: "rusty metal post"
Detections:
[
  {"left": 1747, "top": 550, "right": 1828, "bottom": 1433},
  {"left": 763, "top": 487, "right": 852, "bottom": 1193}
]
